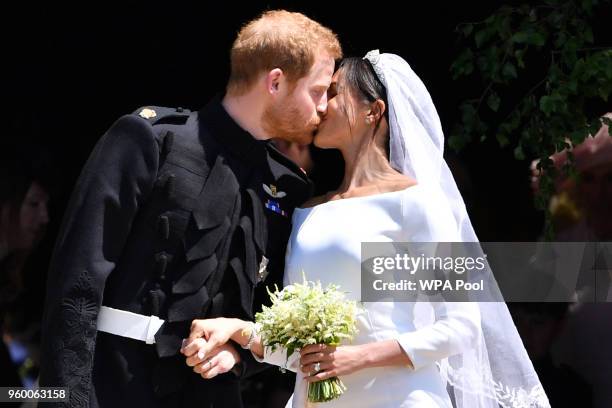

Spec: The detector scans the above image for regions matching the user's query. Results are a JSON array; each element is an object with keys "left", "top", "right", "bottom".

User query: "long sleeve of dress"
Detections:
[
  {"left": 395, "top": 187, "right": 481, "bottom": 371},
  {"left": 395, "top": 301, "right": 480, "bottom": 371}
]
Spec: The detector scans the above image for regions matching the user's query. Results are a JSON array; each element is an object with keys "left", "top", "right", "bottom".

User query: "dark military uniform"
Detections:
[{"left": 39, "top": 96, "right": 312, "bottom": 407}]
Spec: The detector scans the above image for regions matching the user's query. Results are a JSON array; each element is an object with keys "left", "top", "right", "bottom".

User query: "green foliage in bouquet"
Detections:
[{"left": 255, "top": 275, "right": 359, "bottom": 403}]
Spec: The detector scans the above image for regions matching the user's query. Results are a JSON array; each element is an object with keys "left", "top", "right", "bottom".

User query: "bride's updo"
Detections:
[{"left": 337, "top": 57, "right": 390, "bottom": 155}]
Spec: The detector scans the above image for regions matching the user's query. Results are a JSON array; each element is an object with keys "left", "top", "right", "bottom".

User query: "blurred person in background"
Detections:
[
  {"left": 529, "top": 113, "right": 612, "bottom": 407},
  {"left": 1, "top": 153, "right": 52, "bottom": 391},
  {"left": 531, "top": 113, "right": 612, "bottom": 241}
]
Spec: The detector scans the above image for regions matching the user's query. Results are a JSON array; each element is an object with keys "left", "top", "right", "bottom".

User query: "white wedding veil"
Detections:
[{"left": 363, "top": 49, "right": 550, "bottom": 408}]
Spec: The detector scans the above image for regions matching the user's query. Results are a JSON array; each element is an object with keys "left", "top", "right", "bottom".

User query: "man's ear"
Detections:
[
  {"left": 265, "top": 68, "right": 284, "bottom": 95},
  {"left": 367, "top": 100, "right": 386, "bottom": 122}
]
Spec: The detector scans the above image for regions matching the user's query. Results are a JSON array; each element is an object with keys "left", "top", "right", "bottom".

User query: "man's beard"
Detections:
[{"left": 262, "top": 99, "right": 319, "bottom": 145}]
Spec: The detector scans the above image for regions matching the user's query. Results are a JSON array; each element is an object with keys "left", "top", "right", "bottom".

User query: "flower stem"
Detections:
[{"left": 307, "top": 377, "right": 347, "bottom": 403}]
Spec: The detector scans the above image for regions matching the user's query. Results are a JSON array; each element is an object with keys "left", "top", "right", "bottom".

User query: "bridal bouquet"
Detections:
[{"left": 255, "top": 275, "right": 358, "bottom": 403}]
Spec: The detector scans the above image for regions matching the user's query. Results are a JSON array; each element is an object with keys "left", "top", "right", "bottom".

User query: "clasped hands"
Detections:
[
  {"left": 181, "top": 317, "right": 366, "bottom": 381},
  {"left": 180, "top": 318, "right": 242, "bottom": 379}
]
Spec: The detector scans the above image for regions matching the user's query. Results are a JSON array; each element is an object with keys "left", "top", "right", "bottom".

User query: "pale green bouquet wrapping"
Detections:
[{"left": 255, "top": 276, "right": 358, "bottom": 403}]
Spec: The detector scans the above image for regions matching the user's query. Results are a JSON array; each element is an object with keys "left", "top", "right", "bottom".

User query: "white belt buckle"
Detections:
[{"left": 146, "top": 314, "right": 163, "bottom": 344}]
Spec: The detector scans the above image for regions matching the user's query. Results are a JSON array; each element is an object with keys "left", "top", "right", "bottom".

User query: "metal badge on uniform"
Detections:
[
  {"left": 258, "top": 255, "right": 269, "bottom": 283},
  {"left": 263, "top": 183, "right": 288, "bottom": 217},
  {"left": 263, "top": 184, "right": 286, "bottom": 198},
  {"left": 139, "top": 108, "right": 157, "bottom": 119}
]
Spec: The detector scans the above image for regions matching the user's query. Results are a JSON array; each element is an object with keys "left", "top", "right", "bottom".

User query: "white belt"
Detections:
[{"left": 96, "top": 306, "right": 165, "bottom": 344}]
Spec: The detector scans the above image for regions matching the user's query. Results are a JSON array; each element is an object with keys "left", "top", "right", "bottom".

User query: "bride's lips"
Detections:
[{"left": 312, "top": 121, "right": 324, "bottom": 136}]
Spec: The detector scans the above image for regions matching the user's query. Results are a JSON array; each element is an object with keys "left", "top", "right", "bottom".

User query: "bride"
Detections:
[{"left": 181, "top": 50, "right": 550, "bottom": 408}]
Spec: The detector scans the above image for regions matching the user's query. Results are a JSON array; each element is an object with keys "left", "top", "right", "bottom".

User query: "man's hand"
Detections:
[{"left": 185, "top": 339, "right": 241, "bottom": 379}]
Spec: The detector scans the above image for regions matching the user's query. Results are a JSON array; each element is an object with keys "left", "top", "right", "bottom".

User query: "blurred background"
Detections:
[{"left": 1, "top": 1, "right": 610, "bottom": 407}]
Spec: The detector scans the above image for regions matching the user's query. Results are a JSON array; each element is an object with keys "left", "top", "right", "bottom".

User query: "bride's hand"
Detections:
[
  {"left": 299, "top": 344, "right": 366, "bottom": 382},
  {"left": 185, "top": 339, "right": 241, "bottom": 379},
  {"left": 181, "top": 317, "right": 253, "bottom": 359}
]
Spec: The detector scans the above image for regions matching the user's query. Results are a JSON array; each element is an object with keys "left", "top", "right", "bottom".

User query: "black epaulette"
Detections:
[{"left": 132, "top": 106, "right": 192, "bottom": 126}]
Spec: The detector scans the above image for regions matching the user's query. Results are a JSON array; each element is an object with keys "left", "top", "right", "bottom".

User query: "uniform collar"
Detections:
[
  {"left": 198, "top": 94, "right": 269, "bottom": 166},
  {"left": 198, "top": 94, "right": 313, "bottom": 193}
]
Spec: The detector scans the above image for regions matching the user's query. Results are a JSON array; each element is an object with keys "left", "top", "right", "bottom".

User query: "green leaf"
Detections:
[
  {"left": 514, "top": 145, "right": 526, "bottom": 160},
  {"left": 460, "top": 102, "right": 477, "bottom": 123},
  {"left": 529, "top": 32, "right": 546, "bottom": 47},
  {"left": 539, "top": 95, "right": 554, "bottom": 115},
  {"left": 502, "top": 63, "right": 518, "bottom": 79},
  {"left": 487, "top": 92, "right": 501, "bottom": 112},
  {"left": 514, "top": 49, "right": 526, "bottom": 68},
  {"left": 475, "top": 29, "right": 488, "bottom": 48},
  {"left": 589, "top": 117, "right": 604, "bottom": 135},
  {"left": 569, "top": 129, "right": 588, "bottom": 145},
  {"left": 450, "top": 49, "right": 474, "bottom": 79},
  {"left": 511, "top": 32, "right": 529, "bottom": 44},
  {"left": 496, "top": 132, "right": 510, "bottom": 147},
  {"left": 477, "top": 56, "right": 490, "bottom": 74},
  {"left": 462, "top": 24, "right": 474, "bottom": 37}
]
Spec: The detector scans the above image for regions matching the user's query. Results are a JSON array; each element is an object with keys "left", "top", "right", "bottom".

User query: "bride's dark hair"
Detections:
[
  {"left": 337, "top": 57, "right": 390, "bottom": 156},
  {"left": 338, "top": 58, "right": 389, "bottom": 121}
]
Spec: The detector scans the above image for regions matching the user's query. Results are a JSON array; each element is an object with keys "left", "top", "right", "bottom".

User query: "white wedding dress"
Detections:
[{"left": 258, "top": 185, "right": 481, "bottom": 407}]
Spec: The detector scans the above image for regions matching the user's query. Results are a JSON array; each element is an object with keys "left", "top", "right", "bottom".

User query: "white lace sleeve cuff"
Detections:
[{"left": 252, "top": 346, "right": 300, "bottom": 373}]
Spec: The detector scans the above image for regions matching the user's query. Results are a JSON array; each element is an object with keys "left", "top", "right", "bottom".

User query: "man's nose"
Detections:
[{"left": 316, "top": 95, "right": 328, "bottom": 114}]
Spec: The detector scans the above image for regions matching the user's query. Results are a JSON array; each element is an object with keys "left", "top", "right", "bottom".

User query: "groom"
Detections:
[{"left": 39, "top": 10, "right": 341, "bottom": 408}]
